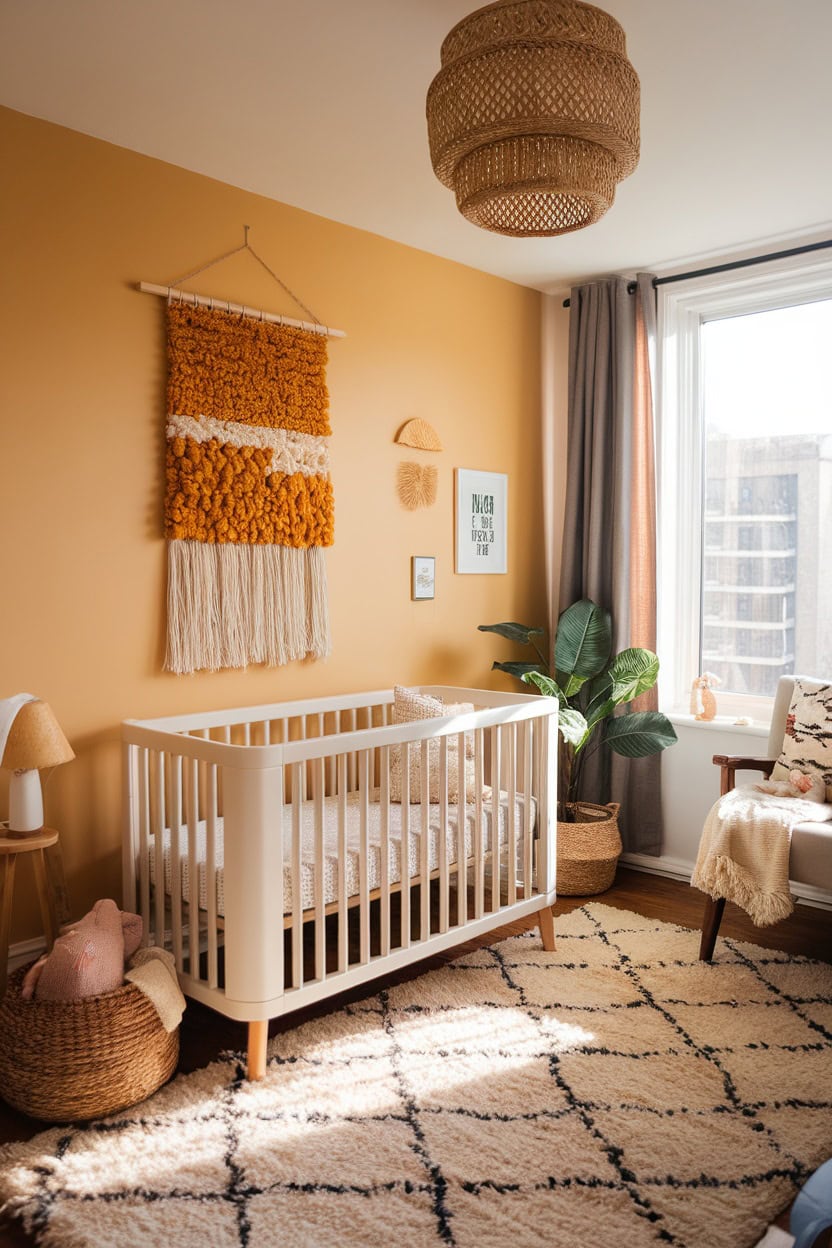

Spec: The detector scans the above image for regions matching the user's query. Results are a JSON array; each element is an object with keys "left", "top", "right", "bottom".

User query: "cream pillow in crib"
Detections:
[{"left": 389, "top": 686, "right": 479, "bottom": 803}]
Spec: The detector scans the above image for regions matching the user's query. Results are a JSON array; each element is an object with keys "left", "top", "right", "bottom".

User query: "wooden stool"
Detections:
[{"left": 0, "top": 828, "right": 61, "bottom": 999}]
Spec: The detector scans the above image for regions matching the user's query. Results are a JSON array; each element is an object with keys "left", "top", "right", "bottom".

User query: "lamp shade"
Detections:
[
  {"left": 1, "top": 701, "right": 74, "bottom": 772},
  {"left": 426, "top": 0, "right": 640, "bottom": 236}
]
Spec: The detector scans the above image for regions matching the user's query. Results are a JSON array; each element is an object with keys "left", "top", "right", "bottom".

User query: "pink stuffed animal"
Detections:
[
  {"left": 21, "top": 899, "right": 143, "bottom": 1002},
  {"left": 755, "top": 768, "right": 827, "bottom": 804}
]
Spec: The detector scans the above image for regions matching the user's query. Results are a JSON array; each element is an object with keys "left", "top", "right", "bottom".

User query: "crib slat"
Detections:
[
  {"left": 206, "top": 762, "right": 219, "bottom": 989},
  {"left": 152, "top": 751, "right": 166, "bottom": 950},
  {"left": 474, "top": 729, "right": 484, "bottom": 920},
  {"left": 438, "top": 735, "right": 449, "bottom": 935},
  {"left": 327, "top": 713, "right": 337, "bottom": 796},
  {"left": 300, "top": 721, "right": 309, "bottom": 801},
  {"left": 490, "top": 727, "right": 501, "bottom": 913},
  {"left": 337, "top": 753, "right": 348, "bottom": 974},
  {"left": 379, "top": 744, "right": 391, "bottom": 958},
  {"left": 348, "top": 708, "right": 358, "bottom": 791},
  {"left": 400, "top": 744, "right": 411, "bottom": 951},
  {"left": 456, "top": 731, "right": 467, "bottom": 928},
  {"left": 167, "top": 753, "right": 185, "bottom": 967},
  {"left": 314, "top": 757, "right": 326, "bottom": 982},
  {"left": 291, "top": 763, "right": 303, "bottom": 990},
  {"left": 420, "top": 739, "right": 430, "bottom": 942},
  {"left": 523, "top": 720, "right": 533, "bottom": 899},
  {"left": 358, "top": 750, "right": 370, "bottom": 965},
  {"left": 187, "top": 757, "right": 200, "bottom": 978},
  {"left": 507, "top": 722, "right": 517, "bottom": 908}
]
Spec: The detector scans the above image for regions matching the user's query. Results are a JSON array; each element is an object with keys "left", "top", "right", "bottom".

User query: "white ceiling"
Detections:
[{"left": 2, "top": 0, "right": 831, "bottom": 295}]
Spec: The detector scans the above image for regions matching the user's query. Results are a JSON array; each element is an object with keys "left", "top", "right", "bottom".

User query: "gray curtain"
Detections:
[{"left": 558, "top": 274, "right": 662, "bottom": 855}]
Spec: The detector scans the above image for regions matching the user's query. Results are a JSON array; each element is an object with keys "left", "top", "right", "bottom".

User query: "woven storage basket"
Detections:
[
  {"left": 557, "top": 801, "right": 622, "bottom": 896},
  {"left": 0, "top": 965, "right": 179, "bottom": 1122}
]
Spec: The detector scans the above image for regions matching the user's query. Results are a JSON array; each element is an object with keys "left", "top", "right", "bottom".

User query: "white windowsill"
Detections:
[{"left": 666, "top": 712, "right": 769, "bottom": 738}]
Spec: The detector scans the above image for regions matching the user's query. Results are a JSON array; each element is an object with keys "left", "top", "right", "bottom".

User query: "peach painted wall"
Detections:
[{"left": 1, "top": 106, "right": 551, "bottom": 943}]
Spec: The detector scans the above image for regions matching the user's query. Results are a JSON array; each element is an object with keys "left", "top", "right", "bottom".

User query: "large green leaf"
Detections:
[
  {"left": 554, "top": 600, "right": 611, "bottom": 698},
  {"left": 581, "top": 672, "right": 613, "bottom": 728},
  {"left": 605, "top": 711, "right": 678, "bottom": 758},
  {"left": 558, "top": 706, "right": 589, "bottom": 747},
  {"left": 523, "top": 672, "right": 588, "bottom": 747},
  {"left": 522, "top": 671, "right": 563, "bottom": 701},
  {"left": 492, "top": 661, "right": 541, "bottom": 679},
  {"left": 608, "top": 648, "right": 660, "bottom": 705},
  {"left": 478, "top": 622, "right": 545, "bottom": 645}
]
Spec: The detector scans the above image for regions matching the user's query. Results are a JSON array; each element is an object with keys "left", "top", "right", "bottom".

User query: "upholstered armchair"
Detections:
[{"left": 699, "top": 674, "right": 832, "bottom": 961}]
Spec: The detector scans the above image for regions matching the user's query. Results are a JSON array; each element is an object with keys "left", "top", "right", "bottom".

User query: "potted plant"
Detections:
[{"left": 479, "top": 599, "right": 677, "bottom": 894}]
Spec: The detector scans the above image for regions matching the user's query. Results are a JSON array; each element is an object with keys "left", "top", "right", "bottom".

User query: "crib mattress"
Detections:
[{"left": 148, "top": 788, "right": 536, "bottom": 917}]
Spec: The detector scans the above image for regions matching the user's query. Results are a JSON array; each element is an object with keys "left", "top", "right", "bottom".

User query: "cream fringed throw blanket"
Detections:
[{"left": 692, "top": 785, "right": 832, "bottom": 925}]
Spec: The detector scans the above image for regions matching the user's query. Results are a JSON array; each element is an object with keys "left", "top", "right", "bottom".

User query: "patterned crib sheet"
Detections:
[{"left": 148, "top": 788, "right": 537, "bottom": 916}]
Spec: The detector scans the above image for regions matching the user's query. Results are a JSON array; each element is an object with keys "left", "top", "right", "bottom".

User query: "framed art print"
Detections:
[
  {"left": 411, "top": 555, "right": 436, "bottom": 600},
  {"left": 455, "top": 469, "right": 507, "bottom": 574}
]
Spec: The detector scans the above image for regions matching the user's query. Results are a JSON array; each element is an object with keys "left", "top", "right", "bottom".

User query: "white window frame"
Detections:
[{"left": 657, "top": 250, "right": 832, "bottom": 724}]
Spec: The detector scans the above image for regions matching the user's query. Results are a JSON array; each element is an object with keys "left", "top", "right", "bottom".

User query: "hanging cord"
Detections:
[{"left": 167, "top": 226, "right": 323, "bottom": 327}]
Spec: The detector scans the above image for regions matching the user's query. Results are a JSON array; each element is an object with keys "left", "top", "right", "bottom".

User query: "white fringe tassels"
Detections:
[{"left": 165, "top": 541, "right": 331, "bottom": 674}]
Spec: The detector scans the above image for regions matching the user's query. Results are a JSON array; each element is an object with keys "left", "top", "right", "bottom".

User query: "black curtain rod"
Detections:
[{"left": 560, "top": 237, "right": 832, "bottom": 308}]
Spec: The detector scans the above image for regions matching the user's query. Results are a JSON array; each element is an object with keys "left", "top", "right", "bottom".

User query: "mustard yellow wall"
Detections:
[{"left": 0, "top": 106, "right": 548, "bottom": 944}]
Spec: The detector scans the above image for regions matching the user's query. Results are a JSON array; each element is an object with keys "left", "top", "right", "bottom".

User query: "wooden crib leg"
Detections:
[
  {"left": 247, "top": 1020, "right": 269, "bottom": 1081},
  {"left": 537, "top": 903, "right": 556, "bottom": 952}
]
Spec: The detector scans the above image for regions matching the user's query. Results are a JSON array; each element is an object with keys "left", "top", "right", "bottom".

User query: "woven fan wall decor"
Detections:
[
  {"left": 164, "top": 302, "right": 333, "bottom": 674},
  {"left": 395, "top": 419, "right": 443, "bottom": 452},
  {"left": 426, "top": 0, "right": 640, "bottom": 236}
]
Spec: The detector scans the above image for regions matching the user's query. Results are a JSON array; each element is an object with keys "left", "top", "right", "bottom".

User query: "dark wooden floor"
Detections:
[{"left": 0, "top": 869, "right": 829, "bottom": 1246}]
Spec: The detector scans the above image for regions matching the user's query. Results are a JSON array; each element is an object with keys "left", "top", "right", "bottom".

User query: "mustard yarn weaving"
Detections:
[{"left": 164, "top": 302, "right": 333, "bottom": 674}]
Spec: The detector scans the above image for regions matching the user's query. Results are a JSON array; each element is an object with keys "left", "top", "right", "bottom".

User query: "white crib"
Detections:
[{"left": 122, "top": 686, "right": 558, "bottom": 1078}]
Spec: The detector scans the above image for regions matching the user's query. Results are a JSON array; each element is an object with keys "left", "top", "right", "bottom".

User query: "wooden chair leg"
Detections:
[
  {"left": 699, "top": 895, "right": 726, "bottom": 962},
  {"left": 538, "top": 903, "right": 556, "bottom": 952},
  {"left": 247, "top": 1019, "right": 269, "bottom": 1081}
]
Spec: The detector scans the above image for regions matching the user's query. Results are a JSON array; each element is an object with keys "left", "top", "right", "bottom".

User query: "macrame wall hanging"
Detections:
[{"left": 140, "top": 231, "right": 345, "bottom": 675}]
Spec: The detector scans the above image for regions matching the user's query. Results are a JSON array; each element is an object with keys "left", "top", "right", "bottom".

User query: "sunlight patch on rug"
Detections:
[{"left": 1, "top": 902, "right": 830, "bottom": 1248}]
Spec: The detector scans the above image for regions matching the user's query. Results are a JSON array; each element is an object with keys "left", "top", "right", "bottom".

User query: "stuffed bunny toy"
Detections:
[{"left": 755, "top": 769, "right": 827, "bottom": 804}]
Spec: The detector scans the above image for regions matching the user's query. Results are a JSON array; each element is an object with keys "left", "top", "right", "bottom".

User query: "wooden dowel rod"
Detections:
[{"left": 138, "top": 282, "right": 346, "bottom": 339}]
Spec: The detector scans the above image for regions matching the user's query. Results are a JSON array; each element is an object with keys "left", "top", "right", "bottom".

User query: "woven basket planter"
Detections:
[
  {"left": 557, "top": 801, "right": 622, "bottom": 896},
  {"left": 0, "top": 964, "right": 179, "bottom": 1122}
]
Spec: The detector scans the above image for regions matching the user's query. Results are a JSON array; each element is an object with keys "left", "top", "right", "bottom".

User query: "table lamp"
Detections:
[{"left": 2, "top": 700, "right": 75, "bottom": 835}]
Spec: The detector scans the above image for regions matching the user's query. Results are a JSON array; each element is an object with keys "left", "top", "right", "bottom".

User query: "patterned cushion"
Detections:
[
  {"left": 389, "top": 686, "right": 479, "bottom": 804},
  {"left": 771, "top": 678, "right": 832, "bottom": 801}
]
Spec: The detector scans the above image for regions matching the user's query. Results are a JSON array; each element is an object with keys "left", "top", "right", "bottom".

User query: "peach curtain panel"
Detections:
[{"left": 557, "top": 274, "right": 662, "bottom": 855}]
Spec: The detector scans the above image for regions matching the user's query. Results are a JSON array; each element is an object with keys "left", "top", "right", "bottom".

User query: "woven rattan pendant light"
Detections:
[{"left": 426, "top": 0, "right": 640, "bottom": 237}]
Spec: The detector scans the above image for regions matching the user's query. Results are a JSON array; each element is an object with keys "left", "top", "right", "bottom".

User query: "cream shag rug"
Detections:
[{"left": 1, "top": 903, "right": 831, "bottom": 1248}]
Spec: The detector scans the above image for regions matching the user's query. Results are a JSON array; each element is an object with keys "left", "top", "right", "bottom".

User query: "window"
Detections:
[{"left": 657, "top": 252, "right": 832, "bottom": 722}]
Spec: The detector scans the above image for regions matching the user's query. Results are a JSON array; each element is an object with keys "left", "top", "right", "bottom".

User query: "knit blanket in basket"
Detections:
[
  {"left": 164, "top": 301, "right": 333, "bottom": 674},
  {"left": 691, "top": 785, "right": 832, "bottom": 926}
]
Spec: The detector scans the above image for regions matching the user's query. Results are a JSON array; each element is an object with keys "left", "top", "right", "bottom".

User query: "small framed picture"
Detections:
[
  {"left": 455, "top": 468, "right": 507, "bottom": 574},
  {"left": 411, "top": 556, "right": 435, "bottom": 600}
]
